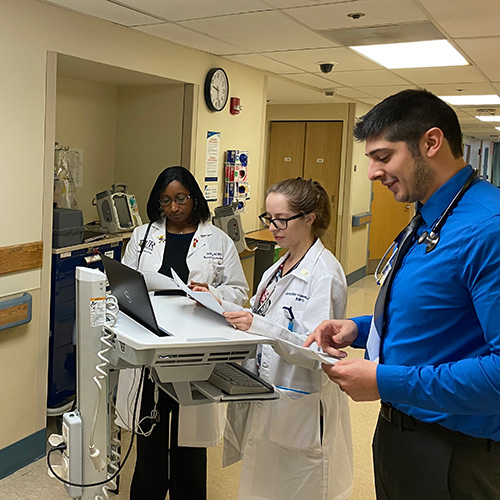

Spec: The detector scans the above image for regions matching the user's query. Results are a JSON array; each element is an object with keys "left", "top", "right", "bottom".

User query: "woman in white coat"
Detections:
[
  {"left": 118, "top": 166, "right": 248, "bottom": 500},
  {"left": 221, "top": 178, "right": 353, "bottom": 500}
]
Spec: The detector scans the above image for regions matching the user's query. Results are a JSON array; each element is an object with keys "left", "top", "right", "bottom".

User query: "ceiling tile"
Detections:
[
  {"left": 116, "top": 0, "right": 272, "bottom": 22},
  {"left": 335, "top": 87, "right": 375, "bottom": 99},
  {"left": 418, "top": 0, "right": 500, "bottom": 38},
  {"left": 265, "top": 47, "right": 381, "bottom": 73},
  {"left": 455, "top": 38, "right": 500, "bottom": 81},
  {"left": 284, "top": 73, "right": 335, "bottom": 87},
  {"left": 224, "top": 54, "right": 304, "bottom": 74},
  {"left": 422, "top": 82, "right": 498, "bottom": 96},
  {"left": 264, "top": 0, "right": 347, "bottom": 7},
  {"left": 179, "top": 10, "right": 335, "bottom": 52},
  {"left": 391, "top": 66, "right": 487, "bottom": 85},
  {"left": 285, "top": 0, "right": 427, "bottom": 31},
  {"left": 324, "top": 69, "right": 410, "bottom": 87},
  {"left": 267, "top": 76, "right": 345, "bottom": 104},
  {"left": 358, "top": 97, "right": 382, "bottom": 106},
  {"left": 318, "top": 21, "right": 443, "bottom": 46},
  {"left": 44, "top": 0, "right": 161, "bottom": 26},
  {"left": 356, "top": 84, "right": 419, "bottom": 99},
  {"left": 136, "top": 23, "right": 250, "bottom": 55}
]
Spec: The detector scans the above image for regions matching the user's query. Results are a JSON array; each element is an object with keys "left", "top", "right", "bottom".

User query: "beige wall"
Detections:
[
  {"left": 346, "top": 103, "right": 372, "bottom": 275},
  {"left": 115, "top": 84, "right": 185, "bottom": 216},
  {"left": 0, "top": 0, "right": 267, "bottom": 451},
  {"left": 56, "top": 77, "right": 118, "bottom": 223},
  {"left": 266, "top": 103, "right": 372, "bottom": 275}
]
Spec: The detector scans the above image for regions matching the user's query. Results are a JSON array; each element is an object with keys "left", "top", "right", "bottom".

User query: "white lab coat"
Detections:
[
  {"left": 115, "top": 219, "right": 249, "bottom": 447},
  {"left": 222, "top": 239, "right": 353, "bottom": 500}
]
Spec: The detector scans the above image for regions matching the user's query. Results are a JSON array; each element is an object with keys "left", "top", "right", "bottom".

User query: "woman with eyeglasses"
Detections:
[
  {"left": 117, "top": 166, "right": 248, "bottom": 500},
  {"left": 195, "top": 178, "right": 353, "bottom": 499}
]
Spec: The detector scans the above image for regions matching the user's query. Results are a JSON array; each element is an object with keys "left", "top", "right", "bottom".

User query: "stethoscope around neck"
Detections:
[
  {"left": 417, "top": 168, "right": 478, "bottom": 253},
  {"left": 375, "top": 168, "right": 478, "bottom": 284}
]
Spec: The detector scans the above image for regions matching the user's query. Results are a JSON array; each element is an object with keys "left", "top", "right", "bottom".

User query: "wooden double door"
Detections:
[{"left": 266, "top": 121, "right": 343, "bottom": 254}]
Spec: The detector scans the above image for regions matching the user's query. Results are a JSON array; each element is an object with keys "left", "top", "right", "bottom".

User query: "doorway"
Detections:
[
  {"left": 266, "top": 121, "right": 343, "bottom": 254},
  {"left": 367, "top": 180, "right": 413, "bottom": 274}
]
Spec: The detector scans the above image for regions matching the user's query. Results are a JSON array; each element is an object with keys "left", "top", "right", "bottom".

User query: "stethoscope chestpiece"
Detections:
[{"left": 418, "top": 230, "right": 440, "bottom": 253}]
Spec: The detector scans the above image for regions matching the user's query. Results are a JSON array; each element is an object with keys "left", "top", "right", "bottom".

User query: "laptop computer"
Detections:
[{"left": 100, "top": 254, "right": 171, "bottom": 337}]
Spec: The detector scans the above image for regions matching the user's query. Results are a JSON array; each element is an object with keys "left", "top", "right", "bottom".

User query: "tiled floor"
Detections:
[{"left": 0, "top": 275, "right": 380, "bottom": 500}]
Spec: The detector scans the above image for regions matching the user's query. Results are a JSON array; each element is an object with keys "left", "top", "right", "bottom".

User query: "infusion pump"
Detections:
[{"left": 94, "top": 183, "right": 142, "bottom": 233}]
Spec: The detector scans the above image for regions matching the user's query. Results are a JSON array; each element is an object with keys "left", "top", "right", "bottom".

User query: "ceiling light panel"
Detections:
[
  {"left": 476, "top": 115, "right": 500, "bottom": 122},
  {"left": 440, "top": 95, "right": 500, "bottom": 105},
  {"left": 351, "top": 40, "right": 468, "bottom": 69}
]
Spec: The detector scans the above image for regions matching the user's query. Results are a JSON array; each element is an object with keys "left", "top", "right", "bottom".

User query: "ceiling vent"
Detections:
[{"left": 317, "top": 21, "right": 444, "bottom": 46}]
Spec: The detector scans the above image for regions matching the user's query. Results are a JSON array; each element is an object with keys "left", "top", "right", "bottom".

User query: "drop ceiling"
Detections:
[{"left": 40, "top": 0, "right": 500, "bottom": 140}]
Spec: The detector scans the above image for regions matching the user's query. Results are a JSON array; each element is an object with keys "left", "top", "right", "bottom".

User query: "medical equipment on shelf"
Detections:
[
  {"left": 94, "top": 184, "right": 142, "bottom": 234},
  {"left": 47, "top": 266, "right": 278, "bottom": 499},
  {"left": 213, "top": 204, "right": 254, "bottom": 253}
]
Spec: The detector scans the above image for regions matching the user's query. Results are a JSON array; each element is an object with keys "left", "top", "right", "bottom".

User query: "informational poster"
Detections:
[
  {"left": 204, "top": 183, "right": 218, "bottom": 202},
  {"left": 205, "top": 131, "right": 220, "bottom": 182}
]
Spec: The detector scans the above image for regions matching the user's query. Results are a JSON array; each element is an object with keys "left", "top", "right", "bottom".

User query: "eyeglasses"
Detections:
[
  {"left": 259, "top": 212, "right": 304, "bottom": 230},
  {"left": 159, "top": 195, "right": 191, "bottom": 207}
]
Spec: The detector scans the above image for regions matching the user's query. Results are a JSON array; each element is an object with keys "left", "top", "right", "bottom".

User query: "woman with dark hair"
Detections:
[{"left": 117, "top": 166, "right": 248, "bottom": 500}]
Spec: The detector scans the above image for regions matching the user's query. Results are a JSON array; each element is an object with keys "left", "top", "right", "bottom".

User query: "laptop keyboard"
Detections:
[{"left": 209, "top": 362, "right": 271, "bottom": 395}]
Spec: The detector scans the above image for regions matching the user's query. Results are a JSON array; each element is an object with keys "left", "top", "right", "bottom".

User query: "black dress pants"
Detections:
[
  {"left": 373, "top": 404, "right": 500, "bottom": 500},
  {"left": 130, "top": 373, "right": 207, "bottom": 500}
]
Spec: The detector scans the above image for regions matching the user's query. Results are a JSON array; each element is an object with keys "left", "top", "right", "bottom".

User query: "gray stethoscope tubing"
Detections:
[
  {"left": 375, "top": 168, "right": 478, "bottom": 283},
  {"left": 417, "top": 168, "right": 478, "bottom": 253}
]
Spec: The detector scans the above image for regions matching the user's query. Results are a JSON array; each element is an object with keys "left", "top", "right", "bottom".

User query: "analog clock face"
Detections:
[{"left": 204, "top": 68, "right": 229, "bottom": 112}]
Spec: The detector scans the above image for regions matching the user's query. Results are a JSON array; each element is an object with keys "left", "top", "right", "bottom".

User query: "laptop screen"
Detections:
[{"left": 100, "top": 254, "right": 170, "bottom": 337}]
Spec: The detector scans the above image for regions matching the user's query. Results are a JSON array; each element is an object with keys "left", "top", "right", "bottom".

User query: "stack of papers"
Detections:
[{"left": 142, "top": 269, "right": 224, "bottom": 315}]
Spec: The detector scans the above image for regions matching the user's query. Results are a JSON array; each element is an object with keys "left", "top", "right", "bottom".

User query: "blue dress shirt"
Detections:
[{"left": 353, "top": 166, "right": 500, "bottom": 441}]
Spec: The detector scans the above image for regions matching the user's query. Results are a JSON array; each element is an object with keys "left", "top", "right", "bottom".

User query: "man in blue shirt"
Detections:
[{"left": 305, "top": 89, "right": 500, "bottom": 499}]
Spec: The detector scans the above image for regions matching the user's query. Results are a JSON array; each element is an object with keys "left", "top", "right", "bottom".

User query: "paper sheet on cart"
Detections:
[
  {"left": 142, "top": 271, "right": 179, "bottom": 292},
  {"left": 171, "top": 268, "right": 225, "bottom": 315},
  {"left": 277, "top": 337, "right": 340, "bottom": 365}
]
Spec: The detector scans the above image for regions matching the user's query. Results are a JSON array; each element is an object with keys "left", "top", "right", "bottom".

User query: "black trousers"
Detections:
[
  {"left": 373, "top": 404, "right": 500, "bottom": 500},
  {"left": 130, "top": 373, "right": 207, "bottom": 500}
]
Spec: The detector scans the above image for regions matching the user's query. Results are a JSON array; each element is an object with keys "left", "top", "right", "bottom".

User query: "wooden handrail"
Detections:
[{"left": 0, "top": 241, "right": 43, "bottom": 275}]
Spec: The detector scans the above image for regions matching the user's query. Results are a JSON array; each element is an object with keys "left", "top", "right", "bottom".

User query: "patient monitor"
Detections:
[
  {"left": 213, "top": 204, "right": 253, "bottom": 253},
  {"left": 94, "top": 183, "right": 142, "bottom": 233}
]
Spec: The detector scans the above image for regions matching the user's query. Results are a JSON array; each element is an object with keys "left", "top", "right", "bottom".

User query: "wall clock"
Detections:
[{"left": 204, "top": 68, "right": 229, "bottom": 112}]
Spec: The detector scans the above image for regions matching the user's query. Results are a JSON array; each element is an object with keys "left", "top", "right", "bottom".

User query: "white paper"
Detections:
[
  {"left": 278, "top": 337, "right": 339, "bottom": 365},
  {"left": 142, "top": 271, "right": 179, "bottom": 292},
  {"left": 170, "top": 268, "right": 225, "bottom": 315}
]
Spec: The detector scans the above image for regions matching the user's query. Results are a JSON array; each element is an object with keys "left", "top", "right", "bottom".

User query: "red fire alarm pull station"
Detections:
[{"left": 230, "top": 97, "right": 242, "bottom": 115}]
